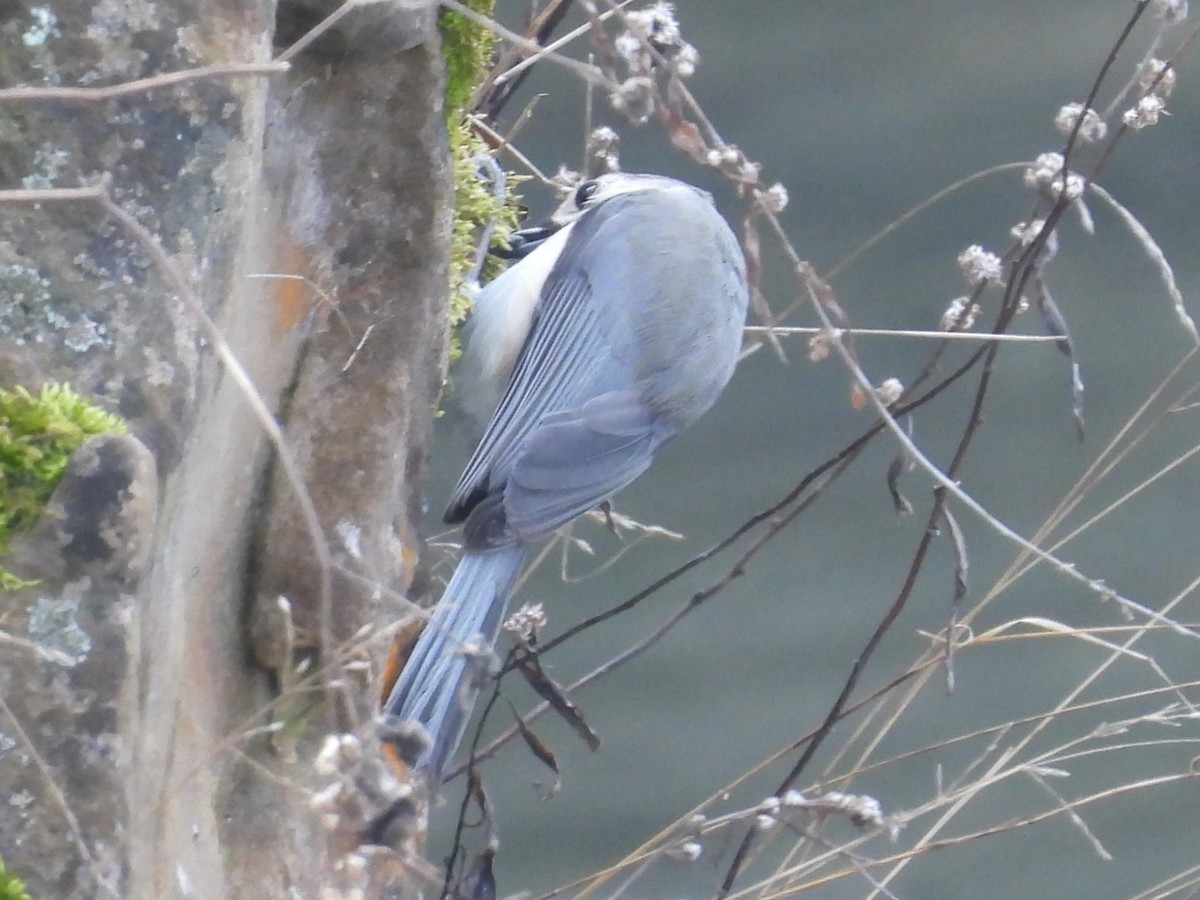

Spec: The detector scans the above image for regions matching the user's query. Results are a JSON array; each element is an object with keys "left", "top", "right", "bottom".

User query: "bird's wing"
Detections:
[
  {"left": 501, "top": 386, "right": 658, "bottom": 539},
  {"left": 445, "top": 195, "right": 667, "bottom": 547}
]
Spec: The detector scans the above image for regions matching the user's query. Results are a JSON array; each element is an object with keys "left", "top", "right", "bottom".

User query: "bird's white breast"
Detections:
[{"left": 458, "top": 222, "right": 576, "bottom": 427}]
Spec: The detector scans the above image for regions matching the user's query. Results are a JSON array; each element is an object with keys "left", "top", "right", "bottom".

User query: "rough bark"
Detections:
[{"left": 0, "top": 2, "right": 449, "bottom": 897}]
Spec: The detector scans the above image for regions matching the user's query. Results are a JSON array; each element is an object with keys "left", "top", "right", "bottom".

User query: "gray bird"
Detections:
[{"left": 383, "top": 172, "right": 749, "bottom": 781}]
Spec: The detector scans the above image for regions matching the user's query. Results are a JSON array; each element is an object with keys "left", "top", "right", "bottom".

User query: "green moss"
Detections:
[
  {"left": 439, "top": 1, "right": 523, "bottom": 359},
  {"left": 0, "top": 383, "right": 128, "bottom": 589},
  {"left": 440, "top": 0, "right": 497, "bottom": 120},
  {"left": 447, "top": 125, "right": 523, "bottom": 342},
  {"left": 0, "top": 858, "right": 32, "bottom": 900}
]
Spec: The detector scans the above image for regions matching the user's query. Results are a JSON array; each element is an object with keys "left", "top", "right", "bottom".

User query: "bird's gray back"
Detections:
[
  {"left": 448, "top": 180, "right": 748, "bottom": 549},
  {"left": 575, "top": 184, "right": 747, "bottom": 429}
]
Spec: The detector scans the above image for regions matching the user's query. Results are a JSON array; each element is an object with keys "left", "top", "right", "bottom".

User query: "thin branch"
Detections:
[
  {"left": 743, "top": 325, "right": 1068, "bottom": 343},
  {"left": 0, "top": 62, "right": 288, "bottom": 102},
  {"left": 484, "top": 0, "right": 637, "bottom": 89},
  {"left": 441, "top": 0, "right": 614, "bottom": 88}
]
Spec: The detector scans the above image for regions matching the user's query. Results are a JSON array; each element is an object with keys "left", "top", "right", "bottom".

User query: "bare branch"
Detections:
[{"left": 0, "top": 62, "right": 288, "bottom": 103}]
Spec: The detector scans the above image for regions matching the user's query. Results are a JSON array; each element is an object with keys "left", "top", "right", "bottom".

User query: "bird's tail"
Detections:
[{"left": 383, "top": 543, "right": 527, "bottom": 779}]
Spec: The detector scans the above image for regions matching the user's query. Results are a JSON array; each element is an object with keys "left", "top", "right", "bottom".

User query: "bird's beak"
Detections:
[{"left": 492, "top": 222, "right": 562, "bottom": 260}]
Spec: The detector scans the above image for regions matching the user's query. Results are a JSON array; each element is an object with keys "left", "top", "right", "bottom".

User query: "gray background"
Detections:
[{"left": 426, "top": 2, "right": 1200, "bottom": 896}]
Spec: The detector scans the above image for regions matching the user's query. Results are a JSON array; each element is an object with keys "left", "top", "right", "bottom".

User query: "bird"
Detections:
[{"left": 381, "top": 172, "right": 749, "bottom": 783}]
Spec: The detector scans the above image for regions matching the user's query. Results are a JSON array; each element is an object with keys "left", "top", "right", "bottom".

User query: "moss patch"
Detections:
[
  {"left": 0, "top": 383, "right": 128, "bottom": 589},
  {"left": 0, "top": 858, "right": 32, "bottom": 900},
  {"left": 440, "top": 0, "right": 497, "bottom": 119},
  {"left": 440, "top": 1, "right": 523, "bottom": 357}
]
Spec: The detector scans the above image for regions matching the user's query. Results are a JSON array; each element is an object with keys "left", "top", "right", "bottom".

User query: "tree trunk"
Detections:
[{"left": 0, "top": 2, "right": 450, "bottom": 896}]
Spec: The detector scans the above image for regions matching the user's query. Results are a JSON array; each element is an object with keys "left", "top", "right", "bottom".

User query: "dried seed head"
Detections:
[
  {"left": 1054, "top": 103, "right": 1107, "bottom": 143},
  {"left": 704, "top": 144, "right": 759, "bottom": 184},
  {"left": 760, "top": 182, "right": 789, "bottom": 213},
  {"left": 875, "top": 377, "right": 904, "bottom": 406},
  {"left": 1123, "top": 94, "right": 1168, "bottom": 130},
  {"left": 957, "top": 244, "right": 1003, "bottom": 286},
  {"left": 615, "top": 2, "right": 697, "bottom": 78},
  {"left": 1010, "top": 219, "right": 1044, "bottom": 246},
  {"left": 589, "top": 126, "right": 619, "bottom": 149},
  {"left": 822, "top": 791, "right": 886, "bottom": 828},
  {"left": 666, "top": 839, "right": 703, "bottom": 863},
  {"left": 1138, "top": 58, "right": 1177, "bottom": 97},
  {"left": 1023, "top": 152, "right": 1084, "bottom": 201},
  {"left": 587, "top": 126, "right": 621, "bottom": 173},
  {"left": 1151, "top": 0, "right": 1189, "bottom": 23},
  {"left": 940, "top": 296, "right": 980, "bottom": 332},
  {"left": 1010, "top": 219, "right": 1060, "bottom": 266},
  {"left": 673, "top": 43, "right": 700, "bottom": 78},
  {"left": 614, "top": 32, "right": 643, "bottom": 65},
  {"left": 781, "top": 789, "right": 806, "bottom": 807},
  {"left": 808, "top": 332, "right": 832, "bottom": 362},
  {"left": 611, "top": 76, "right": 656, "bottom": 124},
  {"left": 624, "top": 2, "right": 683, "bottom": 47},
  {"left": 504, "top": 602, "right": 548, "bottom": 642}
]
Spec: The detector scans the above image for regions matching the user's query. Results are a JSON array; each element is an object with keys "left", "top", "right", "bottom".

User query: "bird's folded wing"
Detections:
[{"left": 446, "top": 197, "right": 668, "bottom": 544}]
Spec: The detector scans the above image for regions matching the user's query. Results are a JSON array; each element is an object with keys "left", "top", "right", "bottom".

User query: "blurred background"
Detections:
[{"left": 425, "top": 2, "right": 1200, "bottom": 896}]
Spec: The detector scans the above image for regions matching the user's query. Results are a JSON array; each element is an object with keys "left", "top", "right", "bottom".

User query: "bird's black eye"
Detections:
[{"left": 575, "top": 180, "right": 601, "bottom": 208}]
